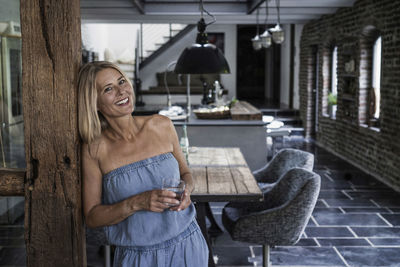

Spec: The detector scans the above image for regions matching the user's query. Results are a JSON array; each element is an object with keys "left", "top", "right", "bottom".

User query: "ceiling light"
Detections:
[
  {"left": 270, "top": 0, "right": 284, "bottom": 44},
  {"left": 260, "top": 0, "right": 272, "bottom": 48},
  {"left": 174, "top": 0, "right": 230, "bottom": 74},
  {"left": 251, "top": 7, "right": 262, "bottom": 51}
]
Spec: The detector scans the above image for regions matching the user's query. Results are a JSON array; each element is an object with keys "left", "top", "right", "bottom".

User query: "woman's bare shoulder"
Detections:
[
  {"left": 82, "top": 135, "right": 108, "bottom": 161},
  {"left": 138, "top": 114, "right": 172, "bottom": 130}
]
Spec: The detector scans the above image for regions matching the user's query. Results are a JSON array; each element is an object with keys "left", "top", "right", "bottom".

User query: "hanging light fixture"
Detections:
[
  {"left": 270, "top": 0, "right": 285, "bottom": 44},
  {"left": 251, "top": 7, "right": 262, "bottom": 51},
  {"left": 260, "top": 0, "right": 272, "bottom": 48},
  {"left": 174, "top": 0, "right": 230, "bottom": 74}
]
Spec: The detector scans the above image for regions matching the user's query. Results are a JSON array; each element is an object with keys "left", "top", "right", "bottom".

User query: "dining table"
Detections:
[{"left": 188, "top": 147, "right": 263, "bottom": 267}]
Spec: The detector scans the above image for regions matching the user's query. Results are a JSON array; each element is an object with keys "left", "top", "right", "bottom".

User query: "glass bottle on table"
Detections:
[{"left": 180, "top": 124, "right": 189, "bottom": 164}]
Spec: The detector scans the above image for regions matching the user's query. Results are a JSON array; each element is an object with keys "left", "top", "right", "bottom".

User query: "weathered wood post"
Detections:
[{"left": 20, "top": 0, "right": 85, "bottom": 265}]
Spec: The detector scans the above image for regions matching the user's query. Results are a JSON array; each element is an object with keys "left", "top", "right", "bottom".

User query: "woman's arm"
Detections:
[{"left": 82, "top": 143, "right": 179, "bottom": 228}]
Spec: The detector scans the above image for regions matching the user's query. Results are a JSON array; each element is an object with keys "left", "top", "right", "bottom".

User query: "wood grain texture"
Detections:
[
  {"left": 21, "top": 0, "right": 85, "bottom": 266},
  {"left": 207, "top": 167, "right": 236, "bottom": 195},
  {"left": 0, "top": 168, "right": 25, "bottom": 196},
  {"left": 230, "top": 167, "right": 262, "bottom": 195},
  {"left": 191, "top": 167, "right": 208, "bottom": 194},
  {"left": 224, "top": 148, "right": 247, "bottom": 166},
  {"left": 190, "top": 147, "right": 262, "bottom": 202},
  {"left": 230, "top": 101, "right": 262, "bottom": 120}
]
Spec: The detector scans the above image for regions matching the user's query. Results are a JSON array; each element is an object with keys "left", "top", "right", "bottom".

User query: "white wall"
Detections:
[
  {"left": 279, "top": 24, "right": 304, "bottom": 109},
  {"left": 0, "top": 0, "right": 20, "bottom": 24},
  {"left": 293, "top": 24, "right": 304, "bottom": 109},
  {"left": 81, "top": 23, "right": 140, "bottom": 62},
  {"left": 280, "top": 24, "right": 291, "bottom": 107}
]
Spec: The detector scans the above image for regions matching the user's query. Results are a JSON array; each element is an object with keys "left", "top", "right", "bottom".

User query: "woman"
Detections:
[{"left": 78, "top": 61, "right": 208, "bottom": 266}]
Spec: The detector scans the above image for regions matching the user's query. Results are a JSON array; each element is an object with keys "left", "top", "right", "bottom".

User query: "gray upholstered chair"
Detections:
[
  {"left": 253, "top": 148, "right": 314, "bottom": 191},
  {"left": 222, "top": 168, "right": 321, "bottom": 267}
]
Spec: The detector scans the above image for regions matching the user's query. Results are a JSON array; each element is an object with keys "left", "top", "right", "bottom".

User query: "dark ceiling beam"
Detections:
[
  {"left": 266, "top": 0, "right": 355, "bottom": 8},
  {"left": 80, "top": 12, "right": 320, "bottom": 24},
  {"left": 80, "top": 0, "right": 134, "bottom": 8},
  {"left": 144, "top": 2, "right": 247, "bottom": 14},
  {"left": 247, "top": 0, "right": 265, "bottom": 14},
  {"left": 132, "top": 0, "right": 145, "bottom": 14}
]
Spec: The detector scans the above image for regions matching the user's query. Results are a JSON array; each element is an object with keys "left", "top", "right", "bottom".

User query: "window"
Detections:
[
  {"left": 372, "top": 36, "right": 381, "bottom": 119},
  {"left": 326, "top": 45, "right": 338, "bottom": 119},
  {"left": 359, "top": 26, "right": 381, "bottom": 128},
  {"left": 331, "top": 46, "right": 338, "bottom": 96}
]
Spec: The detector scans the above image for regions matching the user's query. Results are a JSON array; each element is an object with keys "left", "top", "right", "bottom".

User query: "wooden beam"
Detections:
[
  {"left": 20, "top": 0, "right": 85, "bottom": 266},
  {"left": 0, "top": 168, "right": 25, "bottom": 196}
]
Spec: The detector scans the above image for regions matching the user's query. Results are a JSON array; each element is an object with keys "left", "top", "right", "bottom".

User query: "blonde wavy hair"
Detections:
[{"left": 77, "top": 61, "right": 133, "bottom": 144}]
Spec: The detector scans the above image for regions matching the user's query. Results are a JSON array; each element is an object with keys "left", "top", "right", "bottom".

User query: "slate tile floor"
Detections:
[
  {"left": 209, "top": 137, "right": 400, "bottom": 267},
  {"left": 1, "top": 137, "right": 400, "bottom": 266}
]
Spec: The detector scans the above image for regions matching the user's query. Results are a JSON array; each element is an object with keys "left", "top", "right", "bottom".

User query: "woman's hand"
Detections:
[
  {"left": 169, "top": 187, "right": 191, "bottom": 212},
  {"left": 136, "top": 189, "right": 180, "bottom": 212}
]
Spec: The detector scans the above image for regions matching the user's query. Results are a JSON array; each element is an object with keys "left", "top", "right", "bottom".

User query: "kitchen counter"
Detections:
[
  {"left": 173, "top": 114, "right": 265, "bottom": 126},
  {"left": 133, "top": 104, "right": 267, "bottom": 171}
]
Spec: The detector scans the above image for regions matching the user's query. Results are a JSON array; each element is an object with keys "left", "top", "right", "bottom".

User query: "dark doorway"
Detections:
[
  {"left": 236, "top": 25, "right": 280, "bottom": 105},
  {"left": 236, "top": 25, "right": 265, "bottom": 100}
]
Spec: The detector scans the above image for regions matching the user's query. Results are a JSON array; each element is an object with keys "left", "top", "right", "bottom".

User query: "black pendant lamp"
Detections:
[{"left": 174, "top": 0, "right": 230, "bottom": 74}]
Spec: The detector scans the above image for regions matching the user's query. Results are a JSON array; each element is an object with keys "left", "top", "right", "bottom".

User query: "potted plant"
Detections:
[{"left": 328, "top": 92, "right": 337, "bottom": 118}]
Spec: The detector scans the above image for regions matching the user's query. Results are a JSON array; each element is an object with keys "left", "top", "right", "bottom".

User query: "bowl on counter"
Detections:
[{"left": 193, "top": 105, "right": 230, "bottom": 119}]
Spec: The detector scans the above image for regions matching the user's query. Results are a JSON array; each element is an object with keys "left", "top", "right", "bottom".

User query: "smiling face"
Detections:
[{"left": 96, "top": 68, "right": 135, "bottom": 120}]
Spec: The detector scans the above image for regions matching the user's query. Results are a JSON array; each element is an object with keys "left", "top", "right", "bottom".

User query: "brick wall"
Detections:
[{"left": 299, "top": 0, "right": 400, "bottom": 190}]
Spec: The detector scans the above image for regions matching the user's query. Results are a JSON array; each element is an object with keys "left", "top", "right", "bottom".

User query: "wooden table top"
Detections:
[{"left": 189, "top": 147, "right": 263, "bottom": 202}]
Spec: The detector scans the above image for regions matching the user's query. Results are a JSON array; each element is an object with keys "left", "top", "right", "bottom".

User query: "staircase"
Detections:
[
  {"left": 116, "top": 23, "right": 192, "bottom": 84},
  {"left": 141, "top": 24, "right": 187, "bottom": 60}
]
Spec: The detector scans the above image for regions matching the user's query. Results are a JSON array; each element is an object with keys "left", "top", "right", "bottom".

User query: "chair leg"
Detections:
[
  {"left": 263, "top": 245, "right": 270, "bottom": 267},
  {"left": 205, "top": 202, "right": 223, "bottom": 235},
  {"left": 104, "top": 245, "right": 111, "bottom": 267}
]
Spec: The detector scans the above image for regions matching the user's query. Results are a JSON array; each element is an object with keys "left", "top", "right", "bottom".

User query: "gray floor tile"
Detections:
[
  {"left": 351, "top": 227, "right": 400, "bottom": 238},
  {"left": 316, "top": 199, "right": 328, "bottom": 207},
  {"left": 313, "top": 207, "right": 344, "bottom": 215},
  {"left": 292, "top": 238, "right": 319, "bottom": 246},
  {"left": 213, "top": 246, "right": 251, "bottom": 266},
  {"left": 336, "top": 247, "right": 400, "bottom": 267},
  {"left": 306, "top": 227, "right": 355, "bottom": 237},
  {"left": 0, "top": 228, "right": 24, "bottom": 239},
  {"left": 314, "top": 213, "right": 389, "bottom": 226},
  {"left": 347, "top": 191, "right": 400, "bottom": 199},
  {"left": 368, "top": 238, "right": 400, "bottom": 246},
  {"left": 324, "top": 199, "right": 377, "bottom": 207},
  {"left": 374, "top": 199, "right": 400, "bottom": 208},
  {"left": 317, "top": 238, "right": 370, "bottom": 246},
  {"left": 212, "top": 233, "right": 256, "bottom": 247},
  {"left": 0, "top": 247, "right": 26, "bottom": 265},
  {"left": 380, "top": 214, "right": 400, "bottom": 226},
  {"left": 0, "top": 238, "right": 25, "bottom": 246},
  {"left": 256, "top": 247, "right": 346, "bottom": 266},
  {"left": 319, "top": 190, "right": 351, "bottom": 199},
  {"left": 342, "top": 207, "right": 389, "bottom": 213}
]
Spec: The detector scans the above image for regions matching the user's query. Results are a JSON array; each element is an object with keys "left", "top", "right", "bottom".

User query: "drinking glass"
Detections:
[{"left": 162, "top": 179, "right": 186, "bottom": 207}]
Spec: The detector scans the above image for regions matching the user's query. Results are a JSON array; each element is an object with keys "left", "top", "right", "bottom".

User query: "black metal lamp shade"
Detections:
[
  {"left": 175, "top": 43, "right": 230, "bottom": 74},
  {"left": 174, "top": 16, "right": 230, "bottom": 74}
]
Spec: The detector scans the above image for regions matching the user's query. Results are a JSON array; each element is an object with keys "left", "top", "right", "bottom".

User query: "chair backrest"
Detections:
[
  {"left": 253, "top": 148, "right": 314, "bottom": 183},
  {"left": 236, "top": 168, "right": 320, "bottom": 245}
]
